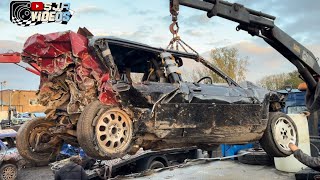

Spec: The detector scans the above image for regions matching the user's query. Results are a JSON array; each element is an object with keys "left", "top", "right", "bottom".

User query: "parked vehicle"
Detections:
[
  {"left": 0, "top": 129, "right": 26, "bottom": 180},
  {"left": 11, "top": 112, "right": 45, "bottom": 125}
]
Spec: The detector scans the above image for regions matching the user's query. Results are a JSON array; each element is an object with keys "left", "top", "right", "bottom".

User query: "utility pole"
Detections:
[{"left": 0, "top": 81, "right": 7, "bottom": 111}]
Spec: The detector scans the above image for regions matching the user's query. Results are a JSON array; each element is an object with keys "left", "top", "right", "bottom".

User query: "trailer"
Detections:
[{"left": 50, "top": 147, "right": 199, "bottom": 179}]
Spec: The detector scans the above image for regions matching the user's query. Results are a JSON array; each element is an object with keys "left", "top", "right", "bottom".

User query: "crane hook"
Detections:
[{"left": 169, "top": 21, "right": 179, "bottom": 35}]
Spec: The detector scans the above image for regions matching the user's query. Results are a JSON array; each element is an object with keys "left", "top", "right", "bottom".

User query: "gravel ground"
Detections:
[
  {"left": 17, "top": 166, "right": 54, "bottom": 180},
  {"left": 134, "top": 160, "right": 295, "bottom": 180}
]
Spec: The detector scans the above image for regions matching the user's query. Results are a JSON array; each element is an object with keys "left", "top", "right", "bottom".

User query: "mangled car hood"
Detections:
[{"left": 21, "top": 31, "right": 117, "bottom": 120}]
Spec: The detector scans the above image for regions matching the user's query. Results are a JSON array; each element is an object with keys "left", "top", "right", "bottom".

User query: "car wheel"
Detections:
[
  {"left": 0, "top": 164, "right": 18, "bottom": 180},
  {"left": 77, "top": 100, "right": 133, "bottom": 159},
  {"left": 237, "top": 148, "right": 274, "bottom": 166},
  {"left": 260, "top": 112, "right": 298, "bottom": 157},
  {"left": 16, "top": 118, "right": 59, "bottom": 166},
  {"left": 149, "top": 161, "right": 165, "bottom": 169}
]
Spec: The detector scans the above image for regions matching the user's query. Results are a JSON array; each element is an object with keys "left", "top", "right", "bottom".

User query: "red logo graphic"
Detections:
[{"left": 31, "top": 2, "right": 44, "bottom": 11}]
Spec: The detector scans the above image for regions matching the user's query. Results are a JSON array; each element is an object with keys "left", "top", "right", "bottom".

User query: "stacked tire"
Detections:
[{"left": 237, "top": 148, "right": 274, "bottom": 166}]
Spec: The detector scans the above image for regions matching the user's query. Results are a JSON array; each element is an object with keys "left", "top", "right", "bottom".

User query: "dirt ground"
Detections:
[{"left": 16, "top": 160, "right": 295, "bottom": 180}]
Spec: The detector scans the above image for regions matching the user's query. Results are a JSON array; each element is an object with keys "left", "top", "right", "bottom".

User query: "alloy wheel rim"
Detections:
[
  {"left": 273, "top": 117, "right": 297, "bottom": 151},
  {"left": 95, "top": 109, "right": 132, "bottom": 155},
  {"left": 2, "top": 166, "right": 16, "bottom": 180}
]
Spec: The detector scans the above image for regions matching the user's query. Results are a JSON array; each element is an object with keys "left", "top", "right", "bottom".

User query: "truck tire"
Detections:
[
  {"left": 260, "top": 112, "right": 298, "bottom": 157},
  {"left": 149, "top": 161, "right": 165, "bottom": 169},
  {"left": 16, "top": 118, "right": 58, "bottom": 166},
  {"left": 0, "top": 163, "right": 18, "bottom": 180},
  {"left": 77, "top": 100, "right": 133, "bottom": 159},
  {"left": 136, "top": 156, "right": 168, "bottom": 172},
  {"left": 237, "top": 148, "right": 274, "bottom": 166}
]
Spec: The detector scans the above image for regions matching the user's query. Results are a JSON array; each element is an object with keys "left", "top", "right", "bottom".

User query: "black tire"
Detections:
[
  {"left": 237, "top": 148, "right": 274, "bottom": 166},
  {"left": 0, "top": 163, "right": 18, "bottom": 180},
  {"left": 16, "top": 118, "right": 56, "bottom": 166},
  {"left": 149, "top": 161, "right": 165, "bottom": 169},
  {"left": 78, "top": 100, "right": 134, "bottom": 159},
  {"left": 136, "top": 156, "right": 167, "bottom": 172},
  {"left": 77, "top": 100, "right": 107, "bottom": 159},
  {"left": 260, "top": 112, "right": 299, "bottom": 157}
]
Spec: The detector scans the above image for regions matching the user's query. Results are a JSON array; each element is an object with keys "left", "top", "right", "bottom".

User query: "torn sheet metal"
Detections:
[{"left": 22, "top": 31, "right": 117, "bottom": 122}]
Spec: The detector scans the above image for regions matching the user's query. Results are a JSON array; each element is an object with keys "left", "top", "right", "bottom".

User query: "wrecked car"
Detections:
[
  {"left": 16, "top": 28, "right": 298, "bottom": 164},
  {"left": 11, "top": 112, "right": 46, "bottom": 125},
  {"left": 0, "top": 129, "right": 26, "bottom": 180}
]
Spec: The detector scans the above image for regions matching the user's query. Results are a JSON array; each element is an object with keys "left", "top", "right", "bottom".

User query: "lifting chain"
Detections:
[{"left": 167, "top": 0, "right": 200, "bottom": 57}]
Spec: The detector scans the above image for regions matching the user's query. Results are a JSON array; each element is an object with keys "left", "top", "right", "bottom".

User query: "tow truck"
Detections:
[{"left": 0, "top": 0, "right": 319, "bottom": 168}]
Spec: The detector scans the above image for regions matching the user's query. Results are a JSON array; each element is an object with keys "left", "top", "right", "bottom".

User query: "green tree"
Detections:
[
  {"left": 257, "top": 70, "right": 303, "bottom": 90},
  {"left": 284, "top": 71, "right": 303, "bottom": 88},
  {"left": 194, "top": 47, "right": 249, "bottom": 83}
]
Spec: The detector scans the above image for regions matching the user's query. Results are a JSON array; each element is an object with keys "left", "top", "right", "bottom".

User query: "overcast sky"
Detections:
[{"left": 0, "top": 0, "right": 319, "bottom": 90}]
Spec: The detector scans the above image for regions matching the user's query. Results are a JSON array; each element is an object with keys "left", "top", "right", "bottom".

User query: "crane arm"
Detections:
[
  {"left": 0, "top": 52, "right": 21, "bottom": 63},
  {"left": 174, "top": 0, "right": 320, "bottom": 112},
  {"left": 177, "top": 0, "right": 320, "bottom": 91},
  {"left": 0, "top": 52, "right": 40, "bottom": 76}
]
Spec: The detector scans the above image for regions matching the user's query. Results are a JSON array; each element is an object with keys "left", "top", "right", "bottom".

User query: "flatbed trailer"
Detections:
[{"left": 50, "top": 147, "right": 198, "bottom": 179}]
